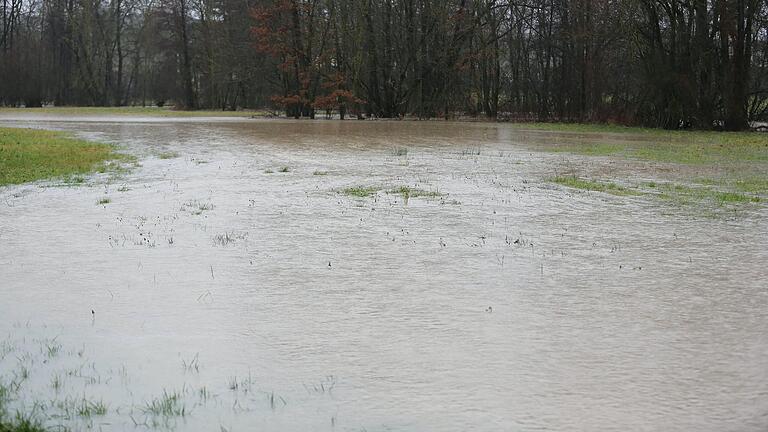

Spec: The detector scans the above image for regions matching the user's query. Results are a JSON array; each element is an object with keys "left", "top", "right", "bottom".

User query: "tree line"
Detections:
[{"left": 2, "top": 0, "right": 768, "bottom": 130}]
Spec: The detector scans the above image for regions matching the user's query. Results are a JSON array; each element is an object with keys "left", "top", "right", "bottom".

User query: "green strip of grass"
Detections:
[
  {"left": 342, "top": 186, "right": 379, "bottom": 198},
  {"left": 552, "top": 176, "right": 640, "bottom": 196},
  {"left": 522, "top": 122, "right": 768, "bottom": 164},
  {"left": 388, "top": 186, "right": 443, "bottom": 200},
  {"left": 553, "top": 175, "right": 761, "bottom": 206},
  {"left": 0, "top": 127, "right": 130, "bottom": 186},
  {"left": 156, "top": 151, "right": 180, "bottom": 159},
  {"left": 655, "top": 183, "right": 760, "bottom": 206},
  {"left": 342, "top": 185, "right": 444, "bottom": 200},
  {"left": 510, "top": 122, "right": 665, "bottom": 135}
]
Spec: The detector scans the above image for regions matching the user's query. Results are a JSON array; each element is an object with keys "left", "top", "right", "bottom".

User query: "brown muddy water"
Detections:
[{"left": 0, "top": 116, "right": 767, "bottom": 432}]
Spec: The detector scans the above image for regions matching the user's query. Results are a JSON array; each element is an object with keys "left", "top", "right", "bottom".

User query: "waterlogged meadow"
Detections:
[
  {"left": 0, "top": 114, "right": 767, "bottom": 432},
  {"left": 0, "top": 325, "right": 336, "bottom": 431}
]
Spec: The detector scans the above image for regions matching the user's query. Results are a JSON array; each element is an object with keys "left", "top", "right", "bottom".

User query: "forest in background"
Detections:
[{"left": 2, "top": 0, "right": 768, "bottom": 130}]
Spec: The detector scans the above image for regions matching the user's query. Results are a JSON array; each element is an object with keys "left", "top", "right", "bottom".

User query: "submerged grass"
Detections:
[
  {"left": 536, "top": 123, "right": 768, "bottom": 165},
  {"left": 553, "top": 175, "right": 761, "bottom": 208},
  {"left": 733, "top": 177, "right": 768, "bottom": 193},
  {"left": 181, "top": 200, "right": 213, "bottom": 215},
  {"left": 342, "top": 186, "right": 379, "bottom": 198},
  {"left": 552, "top": 176, "right": 640, "bottom": 196},
  {"left": 0, "top": 127, "right": 131, "bottom": 186},
  {"left": 388, "top": 186, "right": 443, "bottom": 200},
  {"left": 0, "top": 333, "right": 307, "bottom": 431},
  {"left": 143, "top": 391, "right": 187, "bottom": 417},
  {"left": 156, "top": 151, "right": 179, "bottom": 159},
  {"left": 0, "top": 414, "right": 45, "bottom": 432},
  {"left": 343, "top": 185, "right": 444, "bottom": 200},
  {"left": 0, "top": 381, "right": 45, "bottom": 432},
  {"left": 75, "top": 399, "right": 108, "bottom": 417},
  {"left": 654, "top": 183, "right": 761, "bottom": 206},
  {"left": 535, "top": 123, "right": 768, "bottom": 211},
  {"left": 392, "top": 147, "right": 408, "bottom": 156}
]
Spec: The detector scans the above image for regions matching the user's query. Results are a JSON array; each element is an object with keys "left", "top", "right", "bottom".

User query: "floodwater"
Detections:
[{"left": 1, "top": 115, "right": 767, "bottom": 432}]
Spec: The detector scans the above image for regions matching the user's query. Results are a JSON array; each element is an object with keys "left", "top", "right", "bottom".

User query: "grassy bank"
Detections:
[
  {"left": 0, "top": 106, "right": 266, "bottom": 118},
  {"left": 537, "top": 123, "right": 768, "bottom": 209},
  {"left": 513, "top": 122, "right": 768, "bottom": 165},
  {"left": 0, "top": 127, "right": 130, "bottom": 186}
]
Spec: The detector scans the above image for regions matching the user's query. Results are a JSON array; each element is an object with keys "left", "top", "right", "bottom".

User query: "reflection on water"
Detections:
[{"left": 1, "top": 117, "right": 767, "bottom": 432}]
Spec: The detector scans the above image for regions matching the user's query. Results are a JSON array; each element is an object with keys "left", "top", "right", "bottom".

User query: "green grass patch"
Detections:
[
  {"left": 555, "top": 176, "right": 760, "bottom": 206},
  {"left": 312, "top": 170, "right": 328, "bottom": 176},
  {"left": 550, "top": 139, "right": 768, "bottom": 164},
  {"left": 537, "top": 124, "right": 768, "bottom": 212},
  {"left": 733, "top": 177, "right": 768, "bottom": 193},
  {"left": 342, "top": 186, "right": 379, "bottom": 198},
  {"left": 157, "top": 151, "right": 179, "bottom": 160},
  {"left": 552, "top": 176, "right": 640, "bottom": 196},
  {"left": 388, "top": 186, "right": 443, "bottom": 200},
  {"left": 278, "top": 166, "right": 290, "bottom": 173},
  {"left": 510, "top": 122, "right": 663, "bottom": 135},
  {"left": 0, "top": 127, "right": 131, "bottom": 187},
  {"left": 526, "top": 122, "right": 768, "bottom": 164},
  {"left": 691, "top": 176, "right": 768, "bottom": 194},
  {"left": 656, "top": 183, "right": 760, "bottom": 206},
  {"left": 96, "top": 197, "right": 111, "bottom": 205},
  {"left": 549, "top": 142, "right": 626, "bottom": 157},
  {"left": 342, "top": 185, "right": 444, "bottom": 200}
]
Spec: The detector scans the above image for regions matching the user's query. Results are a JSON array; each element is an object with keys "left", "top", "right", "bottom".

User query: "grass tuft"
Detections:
[
  {"left": 392, "top": 147, "right": 408, "bottom": 156},
  {"left": 213, "top": 232, "right": 247, "bottom": 246},
  {"left": 181, "top": 200, "right": 213, "bottom": 215},
  {"left": 143, "top": 391, "right": 186, "bottom": 417},
  {"left": 342, "top": 186, "right": 379, "bottom": 198},
  {"left": 157, "top": 151, "right": 179, "bottom": 160},
  {"left": 388, "top": 186, "right": 443, "bottom": 200},
  {"left": 76, "top": 399, "right": 108, "bottom": 417},
  {"left": 0, "top": 412, "right": 46, "bottom": 432},
  {"left": 552, "top": 176, "right": 640, "bottom": 196}
]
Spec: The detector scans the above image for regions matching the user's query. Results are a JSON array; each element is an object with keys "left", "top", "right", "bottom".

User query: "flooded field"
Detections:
[{"left": 1, "top": 115, "right": 767, "bottom": 431}]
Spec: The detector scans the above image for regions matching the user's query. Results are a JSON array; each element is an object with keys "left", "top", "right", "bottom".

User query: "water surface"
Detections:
[{"left": 1, "top": 117, "right": 767, "bottom": 431}]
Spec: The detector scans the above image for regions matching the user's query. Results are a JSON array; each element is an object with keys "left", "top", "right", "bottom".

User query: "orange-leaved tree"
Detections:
[{"left": 252, "top": 0, "right": 364, "bottom": 119}]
